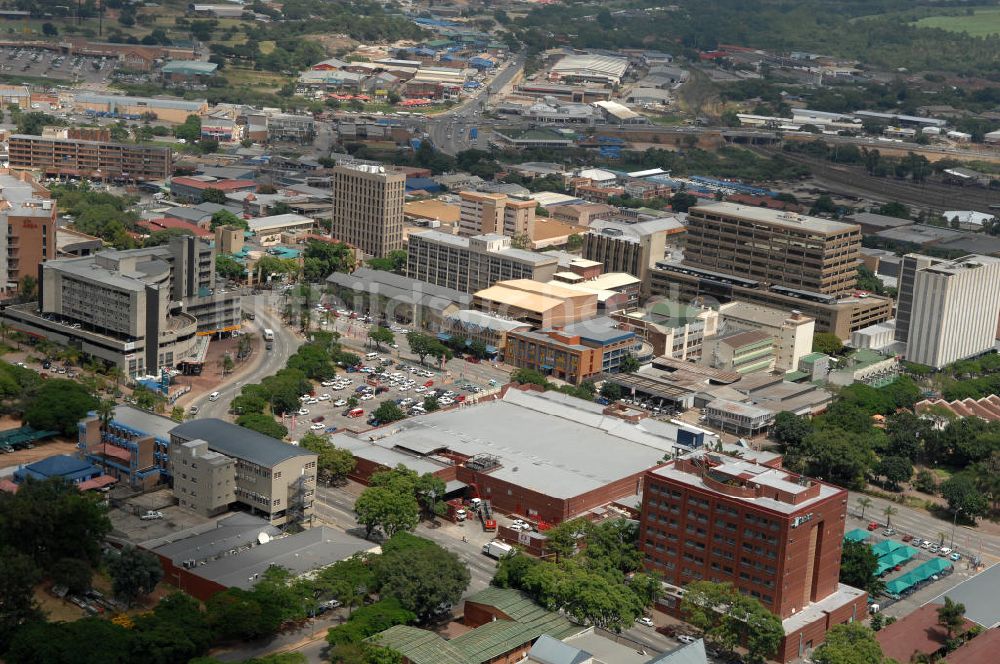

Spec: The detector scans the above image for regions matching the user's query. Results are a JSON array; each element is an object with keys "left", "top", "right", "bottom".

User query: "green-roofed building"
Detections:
[
  {"left": 369, "top": 587, "right": 585, "bottom": 664},
  {"left": 844, "top": 528, "right": 870, "bottom": 543},
  {"left": 871, "top": 539, "right": 904, "bottom": 558},
  {"left": 161, "top": 60, "right": 219, "bottom": 82}
]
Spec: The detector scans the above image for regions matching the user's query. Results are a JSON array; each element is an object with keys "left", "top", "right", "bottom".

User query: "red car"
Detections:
[
  {"left": 424, "top": 380, "right": 434, "bottom": 387},
  {"left": 311, "top": 415, "right": 325, "bottom": 423},
  {"left": 465, "top": 355, "right": 481, "bottom": 364},
  {"left": 456, "top": 395, "right": 466, "bottom": 403},
  {"left": 867, "top": 521, "right": 879, "bottom": 531},
  {"left": 901, "top": 534, "right": 913, "bottom": 542}
]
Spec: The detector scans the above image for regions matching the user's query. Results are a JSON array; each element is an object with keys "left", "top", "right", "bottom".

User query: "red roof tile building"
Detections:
[{"left": 876, "top": 603, "right": 977, "bottom": 664}]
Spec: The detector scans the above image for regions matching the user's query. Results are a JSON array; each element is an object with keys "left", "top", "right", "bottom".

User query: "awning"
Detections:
[
  {"left": 437, "top": 333, "right": 452, "bottom": 341},
  {"left": 444, "top": 480, "right": 468, "bottom": 494},
  {"left": 77, "top": 475, "right": 117, "bottom": 491}
]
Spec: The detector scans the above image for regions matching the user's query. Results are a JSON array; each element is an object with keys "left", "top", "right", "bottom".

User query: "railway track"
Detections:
[{"left": 763, "top": 149, "right": 1000, "bottom": 213}]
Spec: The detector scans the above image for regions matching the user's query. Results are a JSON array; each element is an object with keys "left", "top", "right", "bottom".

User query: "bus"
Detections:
[{"left": 263, "top": 329, "right": 274, "bottom": 342}]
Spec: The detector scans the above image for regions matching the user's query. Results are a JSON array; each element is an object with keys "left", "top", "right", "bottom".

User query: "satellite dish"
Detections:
[{"left": 257, "top": 532, "right": 271, "bottom": 545}]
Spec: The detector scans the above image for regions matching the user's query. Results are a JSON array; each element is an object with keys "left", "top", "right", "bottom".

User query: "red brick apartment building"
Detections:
[
  {"left": 640, "top": 449, "right": 867, "bottom": 662},
  {"left": 8, "top": 134, "right": 173, "bottom": 181}
]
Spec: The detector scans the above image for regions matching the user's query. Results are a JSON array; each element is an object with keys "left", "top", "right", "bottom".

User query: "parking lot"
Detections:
[
  {"left": 285, "top": 355, "right": 501, "bottom": 441},
  {"left": 0, "top": 47, "right": 114, "bottom": 84}
]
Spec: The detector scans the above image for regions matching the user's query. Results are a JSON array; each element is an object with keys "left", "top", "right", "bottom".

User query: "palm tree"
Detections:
[
  {"left": 96, "top": 399, "right": 116, "bottom": 432},
  {"left": 883, "top": 505, "right": 898, "bottom": 528},
  {"left": 857, "top": 496, "right": 873, "bottom": 520}
]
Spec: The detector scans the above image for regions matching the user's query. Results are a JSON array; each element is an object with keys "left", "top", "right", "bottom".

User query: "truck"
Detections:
[
  {"left": 482, "top": 540, "right": 514, "bottom": 559},
  {"left": 263, "top": 329, "right": 275, "bottom": 342}
]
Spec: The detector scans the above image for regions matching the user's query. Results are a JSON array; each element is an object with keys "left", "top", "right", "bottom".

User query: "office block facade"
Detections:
[
  {"left": 457, "top": 191, "right": 536, "bottom": 237},
  {"left": 8, "top": 134, "right": 173, "bottom": 181},
  {"left": 650, "top": 263, "right": 892, "bottom": 338},
  {"left": 506, "top": 319, "right": 640, "bottom": 384},
  {"left": 3, "top": 237, "right": 239, "bottom": 376},
  {"left": 406, "top": 230, "right": 558, "bottom": 293},
  {"left": 170, "top": 419, "right": 318, "bottom": 526},
  {"left": 903, "top": 254, "right": 1000, "bottom": 368},
  {"left": 330, "top": 164, "right": 405, "bottom": 257},
  {"left": 171, "top": 439, "right": 236, "bottom": 517},
  {"left": 582, "top": 216, "right": 683, "bottom": 290},
  {"left": 0, "top": 171, "right": 57, "bottom": 293},
  {"left": 684, "top": 203, "right": 862, "bottom": 296},
  {"left": 640, "top": 449, "right": 866, "bottom": 662}
]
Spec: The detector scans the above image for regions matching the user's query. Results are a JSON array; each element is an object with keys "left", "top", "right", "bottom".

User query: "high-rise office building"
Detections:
[
  {"left": 900, "top": 254, "right": 1000, "bottom": 368},
  {"left": 330, "top": 164, "right": 405, "bottom": 257},
  {"left": 406, "top": 230, "right": 558, "bottom": 293},
  {"left": 893, "top": 253, "right": 938, "bottom": 344},
  {"left": 457, "top": 191, "right": 536, "bottom": 238},
  {"left": 8, "top": 134, "right": 173, "bottom": 181},
  {"left": 640, "top": 449, "right": 867, "bottom": 663},
  {"left": 684, "top": 203, "right": 862, "bottom": 296},
  {"left": 0, "top": 171, "right": 57, "bottom": 293},
  {"left": 582, "top": 216, "right": 684, "bottom": 287}
]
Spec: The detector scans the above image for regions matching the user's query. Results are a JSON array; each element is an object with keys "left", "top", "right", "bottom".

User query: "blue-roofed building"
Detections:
[
  {"left": 469, "top": 56, "right": 496, "bottom": 70},
  {"left": 14, "top": 455, "right": 101, "bottom": 484},
  {"left": 405, "top": 177, "right": 443, "bottom": 193},
  {"left": 79, "top": 405, "right": 177, "bottom": 490}
]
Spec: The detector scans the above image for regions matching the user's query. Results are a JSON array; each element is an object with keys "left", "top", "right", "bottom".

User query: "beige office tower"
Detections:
[{"left": 330, "top": 164, "right": 405, "bottom": 257}]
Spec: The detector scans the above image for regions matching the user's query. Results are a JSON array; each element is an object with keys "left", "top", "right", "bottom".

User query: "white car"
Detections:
[
  {"left": 306, "top": 398, "right": 318, "bottom": 405},
  {"left": 414, "top": 386, "right": 427, "bottom": 393},
  {"left": 297, "top": 408, "right": 309, "bottom": 416},
  {"left": 637, "top": 617, "right": 655, "bottom": 627},
  {"left": 310, "top": 422, "right": 325, "bottom": 430},
  {"left": 360, "top": 394, "right": 374, "bottom": 401},
  {"left": 439, "top": 397, "right": 454, "bottom": 405},
  {"left": 334, "top": 399, "right": 347, "bottom": 407},
  {"left": 321, "top": 380, "right": 336, "bottom": 387},
  {"left": 318, "top": 394, "right": 331, "bottom": 401},
  {"left": 300, "top": 394, "right": 311, "bottom": 401}
]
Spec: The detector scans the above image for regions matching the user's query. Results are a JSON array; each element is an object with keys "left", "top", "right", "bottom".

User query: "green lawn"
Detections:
[{"left": 914, "top": 8, "right": 1000, "bottom": 37}]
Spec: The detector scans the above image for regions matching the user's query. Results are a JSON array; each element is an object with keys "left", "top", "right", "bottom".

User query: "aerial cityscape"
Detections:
[{"left": 0, "top": 1, "right": 999, "bottom": 663}]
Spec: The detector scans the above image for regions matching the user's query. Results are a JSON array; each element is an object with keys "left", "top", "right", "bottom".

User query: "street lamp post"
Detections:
[{"left": 950, "top": 507, "right": 961, "bottom": 549}]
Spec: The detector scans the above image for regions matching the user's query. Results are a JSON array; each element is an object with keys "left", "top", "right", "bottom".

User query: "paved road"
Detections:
[
  {"left": 190, "top": 295, "right": 303, "bottom": 420},
  {"left": 424, "top": 54, "right": 526, "bottom": 155},
  {"left": 847, "top": 490, "right": 1000, "bottom": 563}
]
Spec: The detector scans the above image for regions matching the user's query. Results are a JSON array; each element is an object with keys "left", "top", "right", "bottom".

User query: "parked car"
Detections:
[
  {"left": 867, "top": 521, "right": 879, "bottom": 531},
  {"left": 140, "top": 510, "right": 163, "bottom": 520},
  {"left": 677, "top": 635, "right": 697, "bottom": 645},
  {"left": 949, "top": 552, "right": 962, "bottom": 562},
  {"left": 334, "top": 399, "right": 347, "bottom": 407},
  {"left": 637, "top": 617, "right": 655, "bottom": 627},
  {"left": 311, "top": 415, "right": 325, "bottom": 423},
  {"left": 310, "top": 423, "right": 325, "bottom": 430}
]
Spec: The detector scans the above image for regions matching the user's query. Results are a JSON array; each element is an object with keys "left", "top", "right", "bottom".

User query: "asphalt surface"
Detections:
[
  {"left": 423, "top": 54, "right": 526, "bottom": 155},
  {"left": 846, "top": 490, "right": 1000, "bottom": 564},
  {"left": 190, "top": 294, "right": 303, "bottom": 420}
]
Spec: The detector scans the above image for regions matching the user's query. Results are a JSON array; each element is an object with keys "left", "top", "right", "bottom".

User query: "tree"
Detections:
[
  {"left": 839, "top": 540, "right": 882, "bottom": 595},
  {"left": 299, "top": 433, "right": 356, "bottom": 484},
  {"left": 566, "top": 234, "right": 583, "bottom": 251},
  {"left": 543, "top": 517, "right": 588, "bottom": 562},
  {"left": 670, "top": 192, "right": 698, "bottom": 212},
  {"left": 940, "top": 473, "right": 990, "bottom": 519},
  {"left": 368, "top": 326, "right": 394, "bottom": 351},
  {"left": 174, "top": 114, "right": 202, "bottom": 142},
  {"left": 877, "top": 201, "right": 911, "bottom": 220},
  {"left": 618, "top": 355, "right": 640, "bottom": 373},
  {"left": 937, "top": 596, "right": 966, "bottom": 639},
  {"left": 374, "top": 537, "right": 470, "bottom": 623},
  {"left": 0, "top": 546, "right": 41, "bottom": 652},
  {"left": 210, "top": 209, "right": 247, "bottom": 230},
  {"left": 106, "top": 545, "right": 163, "bottom": 608},
  {"left": 326, "top": 598, "right": 415, "bottom": 647},
  {"left": 5, "top": 617, "right": 132, "bottom": 664},
  {"left": 201, "top": 188, "right": 228, "bottom": 204},
  {"left": 599, "top": 382, "right": 621, "bottom": 401},
  {"left": 511, "top": 367, "right": 549, "bottom": 388},
  {"left": 237, "top": 413, "right": 289, "bottom": 439},
  {"left": 23, "top": 379, "right": 98, "bottom": 435},
  {"left": 856, "top": 496, "right": 873, "bottom": 521},
  {"left": 372, "top": 400, "right": 405, "bottom": 424},
  {"left": 51, "top": 556, "right": 94, "bottom": 595},
  {"left": 875, "top": 455, "right": 912, "bottom": 489},
  {"left": 812, "top": 623, "right": 885, "bottom": 664},
  {"left": 813, "top": 332, "right": 844, "bottom": 355},
  {"left": 772, "top": 412, "right": 813, "bottom": 448},
  {"left": 41, "top": 22, "right": 58, "bottom": 35},
  {"left": 882, "top": 504, "right": 897, "bottom": 528},
  {"left": 354, "top": 486, "right": 419, "bottom": 540},
  {"left": 219, "top": 353, "right": 235, "bottom": 376},
  {"left": 423, "top": 396, "right": 440, "bottom": 412},
  {"left": 680, "top": 581, "right": 781, "bottom": 660},
  {"left": 19, "top": 275, "right": 37, "bottom": 301}
]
